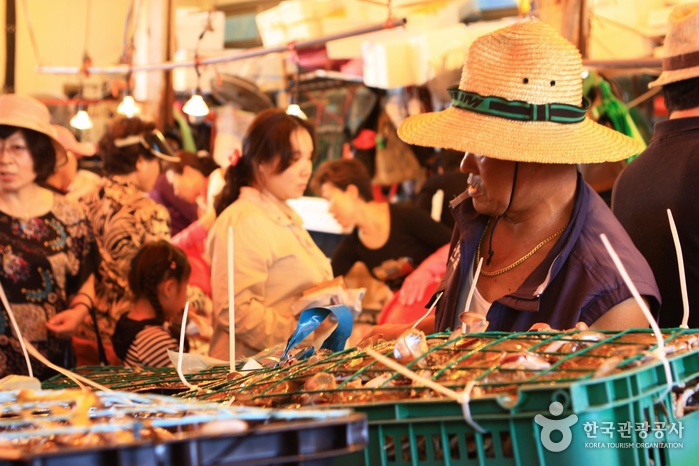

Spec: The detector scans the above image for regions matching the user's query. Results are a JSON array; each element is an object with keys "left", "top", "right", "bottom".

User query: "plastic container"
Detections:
[
  {"left": 0, "top": 390, "right": 367, "bottom": 466},
  {"left": 333, "top": 345, "right": 699, "bottom": 466},
  {"left": 43, "top": 329, "right": 699, "bottom": 465},
  {"left": 1, "top": 413, "right": 367, "bottom": 466}
]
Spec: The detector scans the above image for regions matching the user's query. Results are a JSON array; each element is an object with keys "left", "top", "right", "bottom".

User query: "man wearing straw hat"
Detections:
[
  {"left": 613, "top": 3, "right": 699, "bottom": 329},
  {"left": 386, "top": 20, "right": 660, "bottom": 335}
]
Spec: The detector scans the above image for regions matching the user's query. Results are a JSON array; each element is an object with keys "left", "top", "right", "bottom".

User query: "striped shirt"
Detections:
[{"left": 123, "top": 325, "right": 179, "bottom": 368}]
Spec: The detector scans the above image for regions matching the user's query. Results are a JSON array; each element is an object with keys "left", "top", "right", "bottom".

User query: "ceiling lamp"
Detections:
[
  {"left": 286, "top": 103, "right": 307, "bottom": 120},
  {"left": 183, "top": 88, "right": 209, "bottom": 117},
  {"left": 72, "top": 48, "right": 94, "bottom": 130},
  {"left": 182, "top": 12, "right": 213, "bottom": 119},
  {"left": 285, "top": 61, "right": 306, "bottom": 120},
  {"left": 70, "top": 106, "right": 93, "bottom": 130},
  {"left": 117, "top": 93, "right": 141, "bottom": 117}
]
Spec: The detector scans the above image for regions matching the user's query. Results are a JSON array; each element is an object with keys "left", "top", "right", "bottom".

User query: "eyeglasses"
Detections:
[
  {"left": 114, "top": 129, "right": 180, "bottom": 163},
  {"left": 1, "top": 140, "right": 69, "bottom": 169},
  {"left": 0, "top": 142, "right": 29, "bottom": 160}
]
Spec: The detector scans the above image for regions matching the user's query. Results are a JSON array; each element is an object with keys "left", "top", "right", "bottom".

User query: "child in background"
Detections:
[{"left": 112, "top": 241, "right": 191, "bottom": 368}]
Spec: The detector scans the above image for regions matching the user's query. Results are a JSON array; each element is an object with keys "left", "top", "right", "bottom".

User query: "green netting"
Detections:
[
  {"left": 42, "top": 364, "right": 230, "bottom": 392},
  {"left": 172, "top": 328, "right": 699, "bottom": 410}
]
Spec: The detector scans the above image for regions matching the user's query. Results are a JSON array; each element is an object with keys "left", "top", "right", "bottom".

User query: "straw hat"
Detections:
[
  {"left": 52, "top": 124, "right": 96, "bottom": 158},
  {"left": 648, "top": 3, "right": 699, "bottom": 88},
  {"left": 0, "top": 94, "right": 67, "bottom": 164},
  {"left": 398, "top": 20, "right": 643, "bottom": 164}
]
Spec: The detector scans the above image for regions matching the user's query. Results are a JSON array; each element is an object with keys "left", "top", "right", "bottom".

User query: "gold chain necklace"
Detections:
[{"left": 475, "top": 221, "right": 568, "bottom": 277}]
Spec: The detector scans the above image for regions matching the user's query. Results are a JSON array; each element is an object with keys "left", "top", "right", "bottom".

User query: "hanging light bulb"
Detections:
[
  {"left": 286, "top": 65, "right": 306, "bottom": 120},
  {"left": 118, "top": 70, "right": 141, "bottom": 117},
  {"left": 286, "top": 103, "right": 307, "bottom": 120},
  {"left": 183, "top": 88, "right": 209, "bottom": 117},
  {"left": 70, "top": 106, "right": 93, "bottom": 130},
  {"left": 117, "top": 94, "right": 141, "bottom": 117}
]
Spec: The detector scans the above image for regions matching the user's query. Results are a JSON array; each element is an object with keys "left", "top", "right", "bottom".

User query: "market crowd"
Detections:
[{"left": 1, "top": 4, "right": 699, "bottom": 380}]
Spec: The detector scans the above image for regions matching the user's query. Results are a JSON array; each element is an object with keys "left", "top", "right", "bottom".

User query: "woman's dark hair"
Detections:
[
  {"left": 214, "top": 109, "right": 316, "bottom": 215},
  {"left": 310, "top": 158, "right": 373, "bottom": 202},
  {"left": 128, "top": 240, "right": 191, "bottom": 324},
  {"left": 165, "top": 150, "right": 219, "bottom": 177},
  {"left": 99, "top": 117, "right": 158, "bottom": 176},
  {"left": 0, "top": 125, "right": 56, "bottom": 183},
  {"left": 662, "top": 76, "right": 699, "bottom": 114}
]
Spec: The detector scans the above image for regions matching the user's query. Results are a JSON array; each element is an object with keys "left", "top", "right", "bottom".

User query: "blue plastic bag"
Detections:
[{"left": 279, "top": 305, "right": 353, "bottom": 364}]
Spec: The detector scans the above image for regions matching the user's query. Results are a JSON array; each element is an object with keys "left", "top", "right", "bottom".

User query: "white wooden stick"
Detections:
[
  {"left": 0, "top": 280, "right": 33, "bottom": 377},
  {"left": 462, "top": 257, "right": 484, "bottom": 333},
  {"left": 1, "top": 276, "right": 112, "bottom": 392},
  {"left": 227, "top": 225, "right": 236, "bottom": 372},
  {"left": 176, "top": 302, "right": 198, "bottom": 391},
  {"left": 667, "top": 209, "right": 690, "bottom": 328},
  {"left": 365, "top": 348, "right": 486, "bottom": 433},
  {"left": 600, "top": 233, "right": 673, "bottom": 401},
  {"left": 24, "top": 341, "right": 112, "bottom": 392},
  {"left": 412, "top": 291, "right": 443, "bottom": 329}
]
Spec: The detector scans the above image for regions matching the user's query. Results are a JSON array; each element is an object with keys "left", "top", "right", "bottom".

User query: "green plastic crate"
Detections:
[{"left": 333, "top": 345, "right": 699, "bottom": 466}]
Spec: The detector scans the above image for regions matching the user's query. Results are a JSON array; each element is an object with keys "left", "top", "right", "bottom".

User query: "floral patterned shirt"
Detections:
[
  {"left": 0, "top": 195, "right": 95, "bottom": 379},
  {"left": 77, "top": 178, "right": 171, "bottom": 345}
]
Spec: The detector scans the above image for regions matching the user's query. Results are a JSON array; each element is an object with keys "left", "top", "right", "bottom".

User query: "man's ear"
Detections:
[{"left": 346, "top": 184, "right": 360, "bottom": 199}]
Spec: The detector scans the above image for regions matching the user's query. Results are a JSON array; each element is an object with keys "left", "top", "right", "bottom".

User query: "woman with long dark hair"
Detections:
[
  {"left": 75, "top": 116, "right": 180, "bottom": 365},
  {"left": 207, "top": 109, "right": 332, "bottom": 359}
]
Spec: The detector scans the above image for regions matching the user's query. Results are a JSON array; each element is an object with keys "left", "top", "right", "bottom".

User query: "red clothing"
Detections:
[{"left": 172, "top": 220, "right": 210, "bottom": 297}]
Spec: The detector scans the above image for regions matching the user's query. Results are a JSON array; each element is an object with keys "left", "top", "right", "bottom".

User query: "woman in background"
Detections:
[
  {"left": 75, "top": 116, "right": 180, "bottom": 365},
  {"left": 167, "top": 150, "right": 220, "bottom": 298},
  {"left": 44, "top": 125, "right": 97, "bottom": 196},
  {"left": 208, "top": 109, "right": 332, "bottom": 359},
  {"left": 311, "top": 158, "right": 451, "bottom": 292},
  {"left": 0, "top": 94, "right": 96, "bottom": 379},
  {"left": 166, "top": 150, "right": 222, "bottom": 352}
]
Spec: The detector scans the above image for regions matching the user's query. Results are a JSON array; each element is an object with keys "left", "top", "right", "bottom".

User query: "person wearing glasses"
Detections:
[
  {"left": 45, "top": 124, "right": 97, "bottom": 196},
  {"left": 74, "top": 116, "right": 181, "bottom": 366},
  {"left": 0, "top": 94, "right": 97, "bottom": 379}
]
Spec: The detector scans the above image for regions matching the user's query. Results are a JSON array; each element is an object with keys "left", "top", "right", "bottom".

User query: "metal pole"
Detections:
[
  {"left": 36, "top": 18, "right": 407, "bottom": 75},
  {"left": 3, "top": 0, "right": 17, "bottom": 92},
  {"left": 578, "top": 0, "right": 588, "bottom": 58}
]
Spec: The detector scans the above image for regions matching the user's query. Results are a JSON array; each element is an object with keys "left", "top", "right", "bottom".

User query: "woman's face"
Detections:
[
  {"left": 135, "top": 156, "right": 161, "bottom": 193},
  {"left": 258, "top": 128, "right": 313, "bottom": 202},
  {"left": 0, "top": 131, "right": 37, "bottom": 193},
  {"left": 167, "top": 167, "right": 204, "bottom": 204},
  {"left": 460, "top": 152, "right": 518, "bottom": 216},
  {"left": 320, "top": 182, "right": 357, "bottom": 229}
]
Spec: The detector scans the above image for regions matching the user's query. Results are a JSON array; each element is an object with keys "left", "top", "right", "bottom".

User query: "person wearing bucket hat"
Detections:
[
  {"left": 613, "top": 3, "right": 699, "bottom": 329},
  {"left": 369, "top": 20, "right": 660, "bottom": 339},
  {"left": 0, "top": 94, "right": 97, "bottom": 379},
  {"left": 74, "top": 116, "right": 181, "bottom": 366},
  {"left": 45, "top": 124, "right": 97, "bottom": 195}
]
